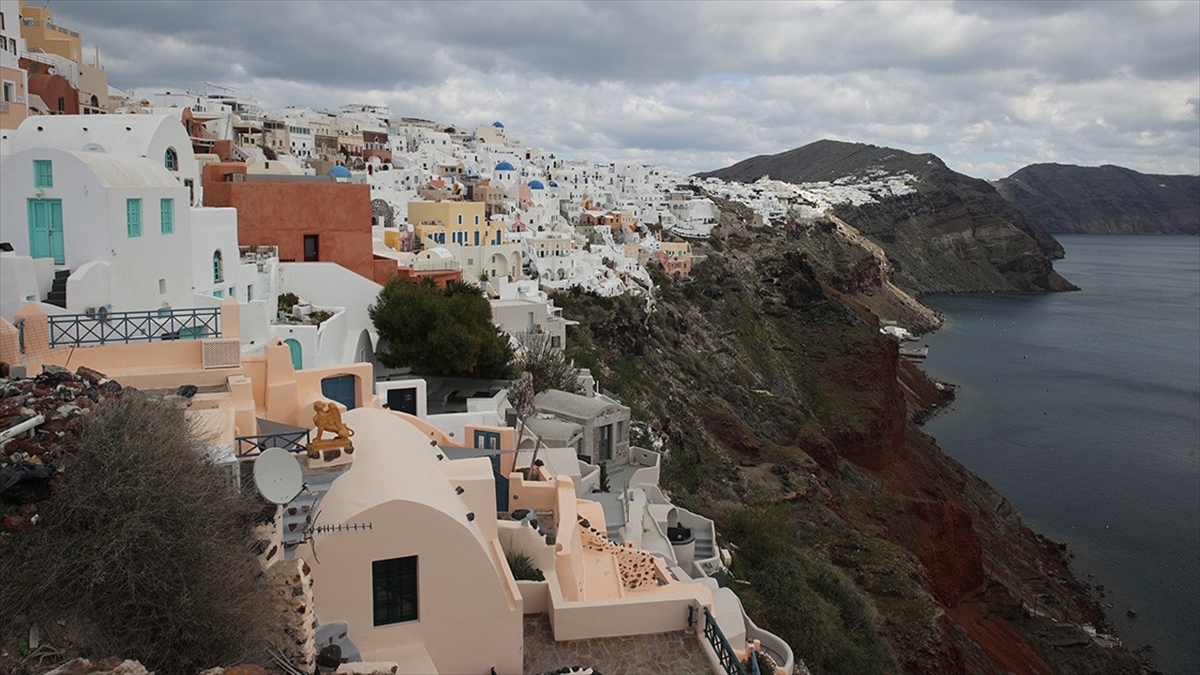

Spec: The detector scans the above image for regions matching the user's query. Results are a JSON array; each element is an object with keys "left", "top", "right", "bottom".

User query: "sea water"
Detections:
[{"left": 920, "top": 235, "right": 1200, "bottom": 674}]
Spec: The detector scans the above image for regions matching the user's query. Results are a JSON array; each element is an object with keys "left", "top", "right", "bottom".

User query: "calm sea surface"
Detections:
[{"left": 920, "top": 235, "right": 1200, "bottom": 675}]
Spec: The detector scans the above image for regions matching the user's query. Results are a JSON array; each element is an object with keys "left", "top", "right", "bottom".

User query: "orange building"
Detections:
[{"left": 202, "top": 162, "right": 394, "bottom": 284}]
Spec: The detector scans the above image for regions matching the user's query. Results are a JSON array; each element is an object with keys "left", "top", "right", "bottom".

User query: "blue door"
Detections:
[
  {"left": 387, "top": 387, "right": 418, "bottom": 415},
  {"left": 28, "top": 199, "right": 64, "bottom": 264},
  {"left": 488, "top": 454, "right": 509, "bottom": 513},
  {"left": 321, "top": 374, "right": 356, "bottom": 410},
  {"left": 284, "top": 338, "right": 303, "bottom": 370}
]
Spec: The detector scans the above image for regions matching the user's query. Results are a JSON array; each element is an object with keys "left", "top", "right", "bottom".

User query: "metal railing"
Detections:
[
  {"left": 235, "top": 429, "right": 310, "bottom": 458},
  {"left": 47, "top": 307, "right": 221, "bottom": 348},
  {"left": 239, "top": 245, "right": 279, "bottom": 265},
  {"left": 702, "top": 607, "right": 746, "bottom": 675}
]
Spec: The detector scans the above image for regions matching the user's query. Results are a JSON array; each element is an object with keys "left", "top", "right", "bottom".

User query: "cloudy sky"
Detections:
[{"left": 39, "top": 0, "right": 1200, "bottom": 179}]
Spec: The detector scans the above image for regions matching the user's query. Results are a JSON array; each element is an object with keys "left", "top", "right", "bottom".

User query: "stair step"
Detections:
[{"left": 53, "top": 269, "right": 71, "bottom": 279}]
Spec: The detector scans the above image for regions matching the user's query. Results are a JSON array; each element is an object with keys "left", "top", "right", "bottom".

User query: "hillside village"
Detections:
[{"left": 0, "top": 3, "right": 949, "bottom": 674}]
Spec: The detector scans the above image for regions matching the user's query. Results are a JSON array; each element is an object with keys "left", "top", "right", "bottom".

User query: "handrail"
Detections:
[
  {"left": 703, "top": 607, "right": 747, "bottom": 675},
  {"left": 46, "top": 307, "right": 221, "bottom": 348},
  {"left": 235, "top": 429, "right": 311, "bottom": 458}
]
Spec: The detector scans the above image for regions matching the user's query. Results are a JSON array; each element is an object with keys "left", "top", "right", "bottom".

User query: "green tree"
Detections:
[{"left": 370, "top": 277, "right": 515, "bottom": 378}]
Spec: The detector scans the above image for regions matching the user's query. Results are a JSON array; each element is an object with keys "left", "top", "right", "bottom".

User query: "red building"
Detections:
[{"left": 202, "top": 162, "right": 395, "bottom": 284}]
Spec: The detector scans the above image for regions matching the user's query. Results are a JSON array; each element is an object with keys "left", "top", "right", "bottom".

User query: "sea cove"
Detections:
[{"left": 920, "top": 235, "right": 1200, "bottom": 674}]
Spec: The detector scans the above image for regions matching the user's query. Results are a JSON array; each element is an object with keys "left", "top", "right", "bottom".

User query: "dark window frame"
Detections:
[{"left": 372, "top": 555, "right": 418, "bottom": 626}]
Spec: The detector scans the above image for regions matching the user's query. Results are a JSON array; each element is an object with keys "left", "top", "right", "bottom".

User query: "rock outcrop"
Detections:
[
  {"left": 993, "top": 163, "right": 1200, "bottom": 234},
  {"left": 699, "top": 140, "right": 1076, "bottom": 294}
]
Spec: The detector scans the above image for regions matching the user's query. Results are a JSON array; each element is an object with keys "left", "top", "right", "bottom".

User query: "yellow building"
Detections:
[{"left": 408, "top": 201, "right": 507, "bottom": 248}]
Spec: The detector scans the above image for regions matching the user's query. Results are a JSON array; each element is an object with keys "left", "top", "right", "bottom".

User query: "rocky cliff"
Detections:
[
  {"left": 993, "top": 163, "right": 1200, "bottom": 235},
  {"left": 560, "top": 209, "right": 1146, "bottom": 675},
  {"left": 698, "top": 140, "right": 1076, "bottom": 295}
]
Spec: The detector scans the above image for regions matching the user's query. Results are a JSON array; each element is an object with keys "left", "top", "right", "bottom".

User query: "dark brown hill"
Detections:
[
  {"left": 993, "top": 163, "right": 1200, "bottom": 234},
  {"left": 698, "top": 140, "right": 1072, "bottom": 294}
]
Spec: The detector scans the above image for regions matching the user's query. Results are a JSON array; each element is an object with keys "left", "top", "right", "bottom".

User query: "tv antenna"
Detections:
[{"left": 253, "top": 447, "right": 304, "bottom": 505}]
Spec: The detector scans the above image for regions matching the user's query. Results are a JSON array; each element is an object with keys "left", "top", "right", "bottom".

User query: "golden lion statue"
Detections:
[{"left": 313, "top": 401, "right": 354, "bottom": 442}]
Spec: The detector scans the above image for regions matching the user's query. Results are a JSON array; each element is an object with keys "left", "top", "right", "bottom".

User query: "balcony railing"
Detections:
[
  {"left": 46, "top": 307, "right": 221, "bottom": 348},
  {"left": 235, "top": 429, "right": 310, "bottom": 458},
  {"left": 702, "top": 607, "right": 746, "bottom": 675}
]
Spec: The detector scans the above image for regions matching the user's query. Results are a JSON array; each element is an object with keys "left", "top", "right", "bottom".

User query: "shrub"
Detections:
[
  {"left": 278, "top": 292, "right": 300, "bottom": 315},
  {"left": 0, "top": 394, "right": 280, "bottom": 673},
  {"left": 369, "top": 278, "right": 514, "bottom": 378},
  {"left": 505, "top": 550, "right": 545, "bottom": 581}
]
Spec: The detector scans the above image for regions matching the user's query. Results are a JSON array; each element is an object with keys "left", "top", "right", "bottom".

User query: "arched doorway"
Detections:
[{"left": 283, "top": 338, "right": 303, "bottom": 370}]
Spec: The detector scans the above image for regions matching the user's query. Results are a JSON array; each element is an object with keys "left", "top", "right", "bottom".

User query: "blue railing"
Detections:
[
  {"left": 47, "top": 307, "right": 221, "bottom": 348},
  {"left": 235, "top": 430, "right": 311, "bottom": 458},
  {"left": 703, "top": 607, "right": 747, "bottom": 675}
]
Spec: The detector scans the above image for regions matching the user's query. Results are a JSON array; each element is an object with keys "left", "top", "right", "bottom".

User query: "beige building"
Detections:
[
  {"left": 17, "top": 0, "right": 107, "bottom": 115},
  {"left": 1, "top": 0, "right": 29, "bottom": 130}
]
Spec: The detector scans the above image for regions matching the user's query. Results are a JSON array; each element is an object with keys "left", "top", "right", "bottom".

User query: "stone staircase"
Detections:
[
  {"left": 45, "top": 269, "right": 69, "bottom": 308},
  {"left": 694, "top": 528, "right": 715, "bottom": 560}
]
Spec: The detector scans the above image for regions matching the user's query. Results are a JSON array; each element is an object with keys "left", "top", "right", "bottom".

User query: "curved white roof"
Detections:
[
  {"left": 11, "top": 114, "right": 190, "bottom": 159},
  {"left": 66, "top": 150, "right": 181, "bottom": 188},
  {"left": 419, "top": 247, "right": 454, "bottom": 260},
  {"left": 316, "top": 408, "right": 483, "bottom": 545}
]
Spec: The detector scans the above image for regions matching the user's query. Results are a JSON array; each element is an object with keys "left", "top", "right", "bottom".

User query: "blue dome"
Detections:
[
  {"left": 492, "top": 121, "right": 504, "bottom": 128},
  {"left": 528, "top": 180, "right": 544, "bottom": 190},
  {"left": 549, "top": 181, "right": 559, "bottom": 188},
  {"left": 327, "top": 165, "right": 351, "bottom": 178},
  {"left": 494, "top": 161, "right": 515, "bottom": 171}
]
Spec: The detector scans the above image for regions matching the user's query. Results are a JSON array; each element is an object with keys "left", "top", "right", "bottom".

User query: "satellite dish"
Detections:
[{"left": 253, "top": 447, "right": 303, "bottom": 504}]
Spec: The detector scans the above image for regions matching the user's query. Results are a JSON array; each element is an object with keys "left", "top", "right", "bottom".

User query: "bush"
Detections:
[
  {"left": 505, "top": 550, "right": 545, "bottom": 581},
  {"left": 0, "top": 395, "right": 280, "bottom": 673},
  {"left": 278, "top": 292, "right": 300, "bottom": 315}
]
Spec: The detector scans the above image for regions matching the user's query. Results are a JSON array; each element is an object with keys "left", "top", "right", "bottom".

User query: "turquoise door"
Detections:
[
  {"left": 321, "top": 375, "right": 356, "bottom": 410},
  {"left": 27, "top": 199, "right": 64, "bottom": 264},
  {"left": 284, "top": 338, "right": 303, "bottom": 370}
]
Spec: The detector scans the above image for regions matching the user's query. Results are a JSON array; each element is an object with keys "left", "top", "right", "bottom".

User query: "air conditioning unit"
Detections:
[{"left": 202, "top": 338, "right": 241, "bottom": 369}]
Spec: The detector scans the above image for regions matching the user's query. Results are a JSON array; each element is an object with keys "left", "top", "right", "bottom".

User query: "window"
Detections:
[
  {"left": 164, "top": 147, "right": 178, "bottom": 171},
  {"left": 373, "top": 556, "right": 418, "bottom": 625},
  {"left": 457, "top": 214, "right": 463, "bottom": 225},
  {"left": 212, "top": 250, "right": 223, "bottom": 283},
  {"left": 56, "top": 96, "right": 65, "bottom": 112},
  {"left": 2, "top": 81, "right": 14, "bottom": 103},
  {"left": 33, "top": 160, "right": 53, "bottom": 188},
  {"left": 160, "top": 198, "right": 174, "bottom": 234},
  {"left": 126, "top": 198, "right": 142, "bottom": 237},
  {"left": 303, "top": 235, "right": 319, "bottom": 261},
  {"left": 158, "top": 278, "right": 166, "bottom": 294}
]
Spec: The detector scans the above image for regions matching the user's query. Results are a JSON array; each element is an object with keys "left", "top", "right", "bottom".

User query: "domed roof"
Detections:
[
  {"left": 549, "top": 181, "right": 559, "bottom": 188},
  {"left": 494, "top": 161, "right": 515, "bottom": 171},
  {"left": 528, "top": 180, "right": 544, "bottom": 189},
  {"left": 328, "top": 165, "right": 351, "bottom": 178},
  {"left": 492, "top": 121, "right": 504, "bottom": 128}
]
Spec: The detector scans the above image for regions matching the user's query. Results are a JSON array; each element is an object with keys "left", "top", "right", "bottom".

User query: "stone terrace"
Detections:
[{"left": 523, "top": 613, "right": 714, "bottom": 675}]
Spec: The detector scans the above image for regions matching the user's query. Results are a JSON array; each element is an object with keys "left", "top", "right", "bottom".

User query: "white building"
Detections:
[{"left": 0, "top": 147, "right": 193, "bottom": 314}]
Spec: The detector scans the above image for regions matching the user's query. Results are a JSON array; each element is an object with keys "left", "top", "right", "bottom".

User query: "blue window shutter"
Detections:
[
  {"left": 33, "top": 160, "right": 53, "bottom": 188},
  {"left": 126, "top": 198, "right": 142, "bottom": 237},
  {"left": 160, "top": 198, "right": 174, "bottom": 234}
]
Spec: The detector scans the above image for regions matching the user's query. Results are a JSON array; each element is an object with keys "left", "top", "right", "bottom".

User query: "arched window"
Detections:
[
  {"left": 212, "top": 250, "right": 224, "bottom": 283},
  {"left": 164, "top": 147, "right": 178, "bottom": 171}
]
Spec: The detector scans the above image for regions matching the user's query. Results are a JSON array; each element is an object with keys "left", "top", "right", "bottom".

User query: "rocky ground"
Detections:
[{"left": 560, "top": 205, "right": 1150, "bottom": 675}]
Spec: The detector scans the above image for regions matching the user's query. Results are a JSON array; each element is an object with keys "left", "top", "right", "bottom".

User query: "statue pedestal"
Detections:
[{"left": 307, "top": 438, "right": 354, "bottom": 464}]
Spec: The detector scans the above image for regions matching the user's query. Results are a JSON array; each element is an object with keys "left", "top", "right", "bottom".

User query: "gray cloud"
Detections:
[{"left": 39, "top": 0, "right": 1200, "bottom": 179}]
